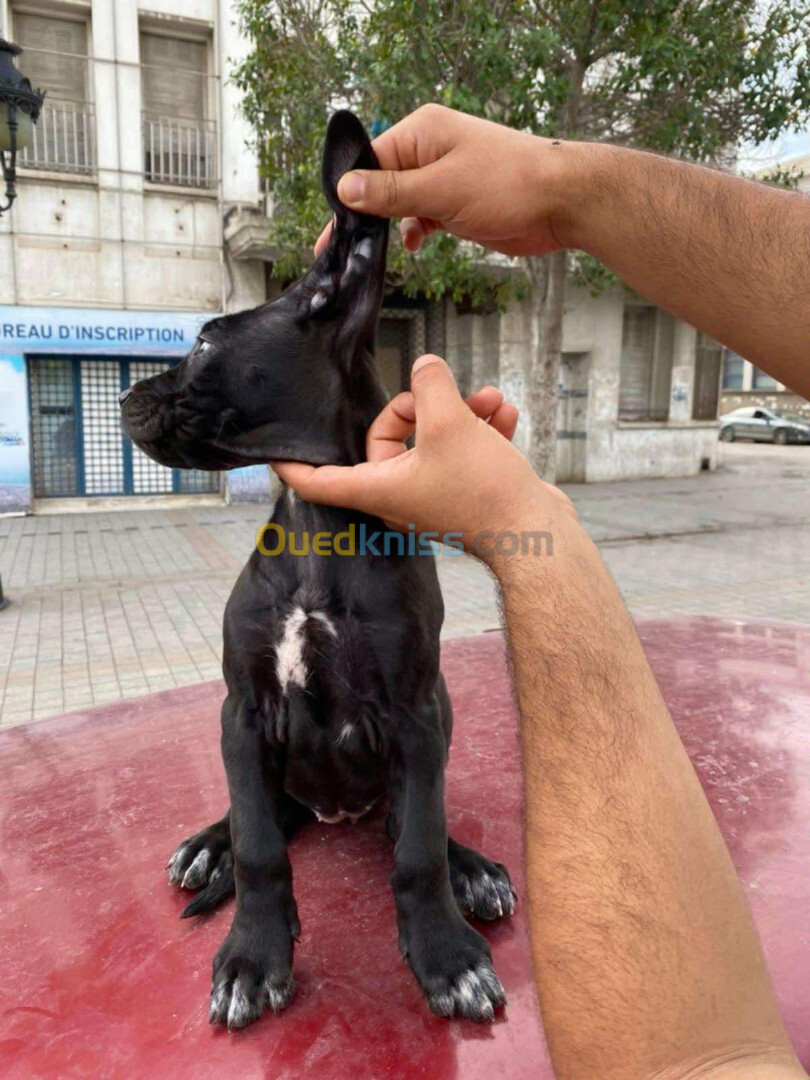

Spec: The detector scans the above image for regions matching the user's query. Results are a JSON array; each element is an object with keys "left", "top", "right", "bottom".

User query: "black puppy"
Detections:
[{"left": 121, "top": 111, "right": 515, "bottom": 1029}]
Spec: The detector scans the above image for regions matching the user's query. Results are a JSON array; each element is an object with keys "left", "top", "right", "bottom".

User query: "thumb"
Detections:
[
  {"left": 410, "top": 355, "right": 467, "bottom": 433},
  {"left": 338, "top": 161, "right": 449, "bottom": 220}
]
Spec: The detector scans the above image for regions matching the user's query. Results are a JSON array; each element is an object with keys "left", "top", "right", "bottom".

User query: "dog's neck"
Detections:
[{"left": 318, "top": 353, "right": 388, "bottom": 467}]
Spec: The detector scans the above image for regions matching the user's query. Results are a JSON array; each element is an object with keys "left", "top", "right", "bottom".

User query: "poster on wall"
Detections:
[{"left": 0, "top": 354, "right": 29, "bottom": 514}]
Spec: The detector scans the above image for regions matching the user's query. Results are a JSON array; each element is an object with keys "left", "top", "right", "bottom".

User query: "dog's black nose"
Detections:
[{"left": 118, "top": 388, "right": 133, "bottom": 406}]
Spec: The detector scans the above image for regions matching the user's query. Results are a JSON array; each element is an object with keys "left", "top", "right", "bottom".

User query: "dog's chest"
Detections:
[{"left": 271, "top": 602, "right": 388, "bottom": 820}]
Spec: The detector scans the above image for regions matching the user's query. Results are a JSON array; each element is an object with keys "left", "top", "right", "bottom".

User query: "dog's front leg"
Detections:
[
  {"left": 390, "top": 703, "right": 506, "bottom": 1022},
  {"left": 208, "top": 696, "right": 299, "bottom": 1030}
]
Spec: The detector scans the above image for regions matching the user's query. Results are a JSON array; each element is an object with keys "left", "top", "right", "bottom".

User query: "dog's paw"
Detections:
[
  {"left": 426, "top": 958, "right": 506, "bottom": 1022},
  {"left": 209, "top": 929, "right": 295, "bottom": 1030},
  {"left": 166, "top": 818, "right": 234, "bottom": 917},
  {"left": 404, "top": 914, "right": 506, "bottom": 1022},
  {"left": 449, "top": 842, "right": 517, "bottom": 922}
]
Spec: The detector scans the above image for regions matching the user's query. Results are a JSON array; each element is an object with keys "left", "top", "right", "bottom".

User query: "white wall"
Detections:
[
  {"left": 0, "top": 0, "right": 264, "bottom": 314},
  {"left": 450, "top": 283, "right": 717, "bottom": 482}
]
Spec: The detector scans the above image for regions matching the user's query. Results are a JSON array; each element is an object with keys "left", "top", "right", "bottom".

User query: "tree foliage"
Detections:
[{"left": 234, "top": 0, "right": 810, "bottom": 300}]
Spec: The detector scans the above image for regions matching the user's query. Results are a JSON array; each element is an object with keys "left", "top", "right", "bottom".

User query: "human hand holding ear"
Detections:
[
  {"left": 272, "top": 355, "right": 576, "bottom": 560},
  {"left": 313, "top": 104, "right": 579, "bottom": 257}
]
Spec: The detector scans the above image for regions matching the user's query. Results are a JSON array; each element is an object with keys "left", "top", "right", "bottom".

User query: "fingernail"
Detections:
[
  {"left": 412, "top": 354, "right": 441, "bottom": 374},
  {"left": 339, "top": 172, "right": 366, "bottom": 205}
]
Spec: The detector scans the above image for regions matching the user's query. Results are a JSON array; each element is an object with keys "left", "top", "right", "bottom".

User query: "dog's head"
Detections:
[{"left": 120, "top": 111, "right": 389, "bottom": 470}]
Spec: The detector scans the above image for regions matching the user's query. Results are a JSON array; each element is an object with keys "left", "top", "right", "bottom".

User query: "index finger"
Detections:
[
  {"left": 369, "top": 107, "right": 457, "bottom": 172},
  {"left": 271, "top": 459, "right": 391, "bottom": 512}
]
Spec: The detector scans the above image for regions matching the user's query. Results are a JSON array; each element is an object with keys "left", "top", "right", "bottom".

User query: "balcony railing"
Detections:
[
  {"left": 19, "top": 99, "right": 96, "bottom": 175},
  {"left": 142, "top": 114, "right": 216, "bottom": 189}
]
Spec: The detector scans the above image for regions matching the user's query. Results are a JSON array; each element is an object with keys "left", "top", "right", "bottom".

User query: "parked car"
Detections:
[{"left": 718, "top": 406, "right": 810, "bottom": 444}]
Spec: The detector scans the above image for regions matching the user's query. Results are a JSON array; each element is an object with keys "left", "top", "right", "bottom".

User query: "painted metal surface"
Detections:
[{"left": 0, "top": 617, "right": 808, "bottom": 1078}]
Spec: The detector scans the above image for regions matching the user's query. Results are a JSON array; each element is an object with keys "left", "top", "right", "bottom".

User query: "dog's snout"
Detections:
[{"left": 118, "top": 387, "right": 133, "bottom": 407}]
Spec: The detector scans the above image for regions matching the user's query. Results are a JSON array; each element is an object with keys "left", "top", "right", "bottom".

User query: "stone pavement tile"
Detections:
[{"left": 1, "top": 445, "right": 808, "bottom": 729}]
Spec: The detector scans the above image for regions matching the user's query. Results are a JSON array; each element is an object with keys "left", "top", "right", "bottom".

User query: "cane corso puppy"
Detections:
[{"left": 120, "top": 111, "right": 515, "bottom": 1029}]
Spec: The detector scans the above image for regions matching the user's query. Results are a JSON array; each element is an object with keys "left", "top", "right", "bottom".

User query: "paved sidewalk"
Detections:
[{"left": 1, "top": 441, "right": 808, "bottom": 727}]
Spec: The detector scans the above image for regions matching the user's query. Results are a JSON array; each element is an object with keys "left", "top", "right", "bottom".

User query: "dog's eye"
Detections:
[{"left": 196, "top": 339, "right": 211, "bottom": 354}]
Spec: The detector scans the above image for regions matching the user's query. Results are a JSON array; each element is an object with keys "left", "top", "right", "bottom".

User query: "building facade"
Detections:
[
  {"left": 440, "top": 287, "right": 720, "bottom": 483},
  {"left": 0, "top": 0, "right": 720, "bottom": 517},
  {"left": 0, "top": 0, "right": 272, "bottom": 515}
]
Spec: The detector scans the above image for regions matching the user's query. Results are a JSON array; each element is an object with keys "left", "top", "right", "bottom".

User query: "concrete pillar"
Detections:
[
  {"left": 498, "top": 296, "right": 532, "bottom": 454},
  {"left": 669, "top": 321, "right": 698, "bottom": 422},
  {"left": 471, "top": 312, "right": 500, "bottom": 388},
  {"left": 563, "top": 284, "right": 625, "bottom": 482},
  {"left": 444, "top": 300, "right": 474, "bottom": 397},
  {"left": 218, "top": 3, "right": 261, "bottom": 208},
  {"left": 92, "top": 0, "right": 130, "bottom": 307}
]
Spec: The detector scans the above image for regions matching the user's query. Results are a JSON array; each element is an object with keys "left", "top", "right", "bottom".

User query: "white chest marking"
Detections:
[{"left": 275, "top": 608, "right": 337, "bottom": 693}]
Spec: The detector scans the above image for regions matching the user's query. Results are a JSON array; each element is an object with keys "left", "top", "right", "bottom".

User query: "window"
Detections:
[
  {"left": 752, "top": 366, "right": 780, "bottom": 390},
  {"left": 13, "top": 11, "right": 95, "bottom": 173},
  {"left": 619, "top": 307, "right": 673, "bottom": 421},
  {"left": 693, "top": 332, "right": 722, "bottom": 420},
  {"left": 141, "top": 31, "right": 215, "bottom": 187},
  {"left": 722, "top": 350, "right": 745, "bottom": 390}
]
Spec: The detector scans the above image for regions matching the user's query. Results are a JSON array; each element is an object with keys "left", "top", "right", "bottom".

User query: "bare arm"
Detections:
[
  {"left": 320, "top": 104, "right": 810, "bottom": 400},
  {"left": 274, "top": 357, "right": 805, "bottom": 1079},
  {"left": 494, "top": 516, "right": 803, "bottom": 1080},
  {"left": 561, "top": 144, "right": 810, "bottom": 400}
]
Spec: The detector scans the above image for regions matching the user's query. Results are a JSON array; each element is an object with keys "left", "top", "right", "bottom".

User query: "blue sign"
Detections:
[
  {"left": 0, "top": 305, "right": 209, "bottom": 358},
  {"left": 0, "top": 305, "right": 214, "bottom": 515}
]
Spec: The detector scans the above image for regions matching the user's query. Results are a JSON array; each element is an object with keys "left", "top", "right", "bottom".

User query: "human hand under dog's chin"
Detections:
[{"left": 272, "top": 355, "right": 578, "bottom": 567}]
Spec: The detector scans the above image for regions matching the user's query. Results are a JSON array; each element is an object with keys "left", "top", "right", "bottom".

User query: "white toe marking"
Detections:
[
  {"left": 227, "top": 980, "right": 251, "bottom": 1028},
  {"left": 264, "top": 976, "right": 293, "bottom": 1013},
  {"left": 210, "top": 982, "right": 229, "bottom": 1022},
  {"left": 455, "top": 971, "right": 481, "bottom": 1007},
  {"left": 167, "top": 844, "right": 190, "bottom": 882},
  {"left": 181, "top": 848, "right": 211, "bottom": 888}
]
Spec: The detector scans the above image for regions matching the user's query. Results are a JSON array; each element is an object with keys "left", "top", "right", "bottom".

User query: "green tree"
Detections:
[{"left": 234, "top": 0, "right": 810, "bottom": 479}]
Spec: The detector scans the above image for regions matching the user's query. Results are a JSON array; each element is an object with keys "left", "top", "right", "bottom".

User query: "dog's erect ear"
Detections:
[
  {"left": 292, "top": 111, "right": 388, "bottom": 341},
  {"left": 322, "top": 110, "right": 380, "bottom": 227}
]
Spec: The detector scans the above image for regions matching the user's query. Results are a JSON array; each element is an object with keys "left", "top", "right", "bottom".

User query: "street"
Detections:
[{"left": 1, "top": 441, "right": 808, "bottom": 727}]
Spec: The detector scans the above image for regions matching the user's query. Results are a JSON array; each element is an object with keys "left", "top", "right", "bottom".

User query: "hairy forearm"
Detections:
[
  {"left": 557, "top": 142, "right": 810, "bottom": 399},
  {"left": 493, "top": 512, "right": 801, "bottom": 1080}
]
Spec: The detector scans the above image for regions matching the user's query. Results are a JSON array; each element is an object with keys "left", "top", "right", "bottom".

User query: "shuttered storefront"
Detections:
[
  {"left": 28, "top": 356, "right": 219, "bottom": 498},
  {"left": 619, "top": 307, "right": 674, "bottom": 422}
]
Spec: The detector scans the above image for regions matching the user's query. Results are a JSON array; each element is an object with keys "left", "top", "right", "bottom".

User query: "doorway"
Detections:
[
  {"left": 28, "top": 356, "right": 221, "bottom": 498},
  {"left": 556, "top": 352, "right": 589, "bottom": 482}
]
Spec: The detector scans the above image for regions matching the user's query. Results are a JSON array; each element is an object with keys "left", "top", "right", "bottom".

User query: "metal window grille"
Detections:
[
  {"left": 28, "top": 357, "right": 220, "bottom": 498},
  {"left": 81, "top": 360, "right": 125, "bottom": 494},
  {"left": 28, "top": 358, "right": 79, "bottom": 497},
  {"left": 13, "top": 11, "right": 95, "bottom": 175},
  {"left": 19, "top": 98, "right": 96, "bottom": 174},
  {"left": 142, "top": 114, "right": 216, "bottom": 188},
  {"left": 378, "top": 307, "right": 427, "bottom": 395}
]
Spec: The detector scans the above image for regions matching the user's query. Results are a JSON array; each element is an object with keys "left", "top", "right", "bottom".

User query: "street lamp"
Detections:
[{"left": 0, "top": 38, "right": 45, "bottom": 216}]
